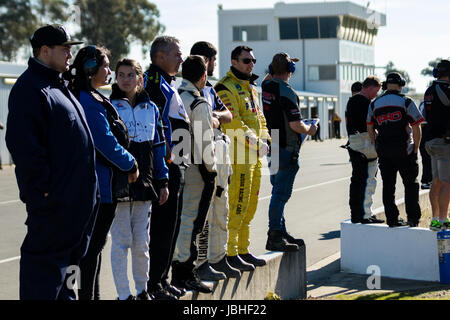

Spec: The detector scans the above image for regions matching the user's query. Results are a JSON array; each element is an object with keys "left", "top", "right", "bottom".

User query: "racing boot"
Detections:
[
  {"left": 239, "top": 253, "right": 267, "bottom": 267},
  {"left": 210, "top": 256, "right": 241, "bottom": 278},
  {"left": 195, "top": 261, "right": 226, "bottom": 281}
]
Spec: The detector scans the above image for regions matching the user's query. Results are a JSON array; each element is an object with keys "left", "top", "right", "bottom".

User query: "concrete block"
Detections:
[
  {"left": 341, "top": 190, "right": 440, "bottom": 282},
  {"left": 181, "top": 246, "right": 306, "bottom": 300},
  {"left": 341, "top": 221, "right": 439, "bottom": 282}
]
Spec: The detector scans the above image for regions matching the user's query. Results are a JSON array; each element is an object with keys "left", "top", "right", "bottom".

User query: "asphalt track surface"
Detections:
[{"left": 0, "top": 138, "right": 414, "bottom": 299}]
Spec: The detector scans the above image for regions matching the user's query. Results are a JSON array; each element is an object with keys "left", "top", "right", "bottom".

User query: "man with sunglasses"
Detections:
[
  {"left": 6, "top": 24, "right": 99, "bottom": 299},
  {"left": 215, "top": 46, "right": 271, "bottom": 271}
]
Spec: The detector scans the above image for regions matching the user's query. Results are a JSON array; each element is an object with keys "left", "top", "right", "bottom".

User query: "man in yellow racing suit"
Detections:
[{"left": 215, "top": 45, "right": 271, "bottom": 271}]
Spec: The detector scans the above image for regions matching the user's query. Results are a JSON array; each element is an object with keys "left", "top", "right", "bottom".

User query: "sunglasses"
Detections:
[{"left": 240, "top": 58, "right": 257, "bottom": 64}]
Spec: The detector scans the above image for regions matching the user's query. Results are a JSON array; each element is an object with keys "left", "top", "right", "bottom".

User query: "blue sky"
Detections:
[{"left": 131, "top": 0, "right": 450, "bottom": 93}]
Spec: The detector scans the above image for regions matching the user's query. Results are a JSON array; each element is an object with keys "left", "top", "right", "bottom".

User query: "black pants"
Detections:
[
  {"left": 78, "top": 202, "right": 117, "bottom": 300},
  {"left": 379, "top": 153, "right": 421, "bottom": 225},
  {"left": 148, "top": 163, "right": 184, "bottom": 290},
  {"left": 334, "top": 122, "right": 341, "bottom": 138},
  {"left": 348, "top": 149, "right": 376, "bottom": 223},
  {"left": 20, "top": 202, "right": 98, "bottom": 300}
]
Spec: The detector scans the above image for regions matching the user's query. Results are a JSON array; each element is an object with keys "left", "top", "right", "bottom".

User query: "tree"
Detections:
[
  {"left": 0, "top": 0, "right": 72, "bottom": 61},
  {"left": 75, "top": 0, "right": 165, "bottom": 67},
  {"left": 421, "top": 57, "right": 450, "bottom": 86},
  {"left": 0, "top": 0, "right": 164, "bottom": 66},
  {"left": 384, "top": 61, "right": 414, "bottom": 93}
]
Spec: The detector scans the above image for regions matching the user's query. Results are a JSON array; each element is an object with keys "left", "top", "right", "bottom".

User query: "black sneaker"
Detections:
[
  {"left": 388, "top": 219, "right": 409, "bottom": 228},
  {"left": 421, "top": 182, "right": 431, "bottom": 190},
  {"left": 163, "top": 281, "right": 186, "bottom": 298},
  {"left": 361, "top": 216, "right": 385, "bottom": 224},
  {"left": 136, "top": 290, "right": 151, "bottom": 300},
  {"left": 210, "top": 256, "right": 241, "bottom": 278},
  {"left": 226, "top": 255, "right": 255, "bottom": 272},
  {"left": 239, "top": 253, "right": 266, "bottom": 267},
  {"left": 196, "top": 262, "right": 226, "bottom": 281},
  {"left": 408, "top": 221, "right": 419, "bottom": 227},
  {"left": 148, "top": 286, "right": 178, "bottom": 300},
  {"left": 171, "top": 276, "right": 213, "bottom": 294}
]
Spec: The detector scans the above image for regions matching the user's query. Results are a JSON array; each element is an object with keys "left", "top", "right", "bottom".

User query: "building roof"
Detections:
[
  {"left": 0, "top": 61, "right": 27, "bottom": 78},
  {"left": 219, "top": 1, "right": 386, "bottom": 27}
]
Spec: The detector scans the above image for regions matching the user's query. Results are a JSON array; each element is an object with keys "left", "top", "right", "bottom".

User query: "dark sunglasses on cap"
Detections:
[{"left": 240, "top": 58, "right": 256, "bottom": 64}]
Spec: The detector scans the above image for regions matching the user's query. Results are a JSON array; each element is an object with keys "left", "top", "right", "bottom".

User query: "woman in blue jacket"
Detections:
[{"left": 65, "top": 45, "right": 139, "bottom": 300}]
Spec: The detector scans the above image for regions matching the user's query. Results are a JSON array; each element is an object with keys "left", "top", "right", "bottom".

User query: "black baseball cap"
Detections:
[
  {"left": 30, "top": 24, "right": 83, "bottom": 49},
  {"left": 385, "top": 72, "right": 405, "bottom": 86}
]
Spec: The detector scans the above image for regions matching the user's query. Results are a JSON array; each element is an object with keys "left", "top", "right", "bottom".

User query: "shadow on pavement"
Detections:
[{"left": 318, "top": 230, "right": 340, "bottom": 240}]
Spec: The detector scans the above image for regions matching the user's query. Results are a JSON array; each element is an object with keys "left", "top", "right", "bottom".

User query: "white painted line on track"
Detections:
[
  {"left": 0, "top": 177, "right": 351, "bottom": 266},
  {"left": 259, "top": 176, "right": 351, "bottom": 201},
  {"left": 0, "top": 256, "right": 20, "bottom": 265}
]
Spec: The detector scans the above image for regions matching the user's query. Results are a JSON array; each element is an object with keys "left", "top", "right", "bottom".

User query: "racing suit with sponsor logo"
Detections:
[
  {"left": 173, "top": 79, "right": 217, "bottom": 271},
  {"left": 215, "top": 67, "right": 271, "bottom": 256}
]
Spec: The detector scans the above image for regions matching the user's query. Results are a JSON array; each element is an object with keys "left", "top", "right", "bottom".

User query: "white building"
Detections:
[
  {"left": 0, "top": 61, "right": 113, "bottom": 166},
  {"left": 218, "top": 1, "right": 386, "bottom": 137}
]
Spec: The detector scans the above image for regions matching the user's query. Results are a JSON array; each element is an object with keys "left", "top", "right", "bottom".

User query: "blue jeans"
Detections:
[{"left": 268, "top": 148, "right": 300, "bottom": 231}]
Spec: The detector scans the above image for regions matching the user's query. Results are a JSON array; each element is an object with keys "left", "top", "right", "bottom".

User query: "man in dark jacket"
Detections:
[
  {"left": 424, "top": 59, "right": 450, "bottom": 230},
  {"left": 143, "top": 35, "right": 189, "bottom": 299},
  {"left": 5, "top": 24, "right": 99, "bottom": 300},
  {"left": 345, "top": 76, "right": 383, "bottom": 224}
]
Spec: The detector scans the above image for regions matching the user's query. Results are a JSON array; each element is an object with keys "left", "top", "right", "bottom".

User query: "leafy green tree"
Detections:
[
  {"left": 0, "top": 0, "right": 72, "bottom": 61},
  {"left": 75, "top": 0, "right": 165, "bottom": 67},
  {"left": 0, "top": 0, "right": 36, "bottom": 61},
  {"left": 0, "top": 0, "right": 163, "bottom": 66},
  {"left": 421, "top": 58, "right": 444, "bottom": 78}
]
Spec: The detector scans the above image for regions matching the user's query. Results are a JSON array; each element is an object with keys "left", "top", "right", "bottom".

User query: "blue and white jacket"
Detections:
[
  {"left": 111, "top": 84, "right": 168, "bottom": 201},
  {"left": 144, "top": 64, "right": 190, "bottom": 154}
]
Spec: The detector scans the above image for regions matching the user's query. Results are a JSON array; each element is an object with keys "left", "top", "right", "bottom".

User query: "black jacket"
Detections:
[
  {"left": 424, "top": 80, "right": 450, "bottom": 140},
  {"left": 6, "top": 57, "right": 99, "bottom": 253}
]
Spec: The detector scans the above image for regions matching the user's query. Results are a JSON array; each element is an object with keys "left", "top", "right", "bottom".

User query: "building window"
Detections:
[
  {"left": 319, "top": 17, "right": 340, "bottom": 38},
  {"left": 279, "top": 18, "right": 299, "bottom": 40},
  {"left": 309, "top": 65, "right": 337, "bottom": 81},
  {"left": 299, "top": 17, "right": 319, "bottom": 39},
  {"left": 341, "top": 15, "right": 378, "bottom": 45},
  {"left": 233, "top": 25, "right": 268, "bottom": 41}
]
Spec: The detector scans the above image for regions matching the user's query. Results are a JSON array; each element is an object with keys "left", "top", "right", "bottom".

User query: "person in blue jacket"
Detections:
[
  {"left": 65, "top": 45, "right": 139, "bottom": 300},
  {"left": 110, "top": 58, "right": 169, "bottom": 300},
  {"left": 6, "top": 24, "right": 99, "bottom": 300}
]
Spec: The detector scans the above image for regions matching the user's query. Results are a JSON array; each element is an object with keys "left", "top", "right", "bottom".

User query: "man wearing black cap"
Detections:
[
  {"left": 262, "top": 53, "right": 318, "bottom": 252},
  {"left": 367, "top": 72, "right": 424, "bottom": 228},
  {"left": 5, "top": 24, "right": 99, "bottom": 300},
  {"left": 423, "top": 59, "right": 450, "bottom": 231}
]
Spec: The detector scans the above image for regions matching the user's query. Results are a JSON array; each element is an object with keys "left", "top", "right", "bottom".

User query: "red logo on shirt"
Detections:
[{"left": 376, "top": 111, "right": 402, "bottom": 125}]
